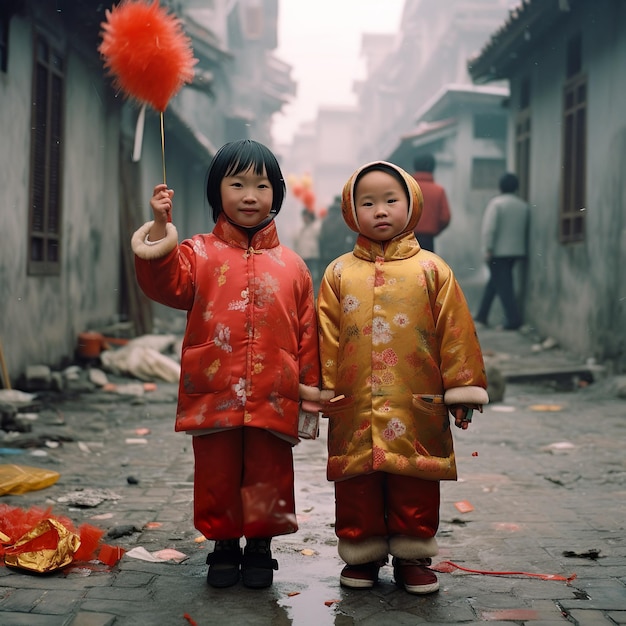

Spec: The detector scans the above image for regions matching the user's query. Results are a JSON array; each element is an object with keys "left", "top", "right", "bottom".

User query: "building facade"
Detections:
[
  {"left": 469, "top": 0, "right": 626, "bottom": 369},
  {"left": 0, "top": 0, "right": 294, "bottom": 382}
]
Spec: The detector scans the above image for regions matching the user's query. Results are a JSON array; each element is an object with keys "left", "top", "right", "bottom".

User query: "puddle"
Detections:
[{"left": 278, "top": 580, "right": 351, "bottom": 625}]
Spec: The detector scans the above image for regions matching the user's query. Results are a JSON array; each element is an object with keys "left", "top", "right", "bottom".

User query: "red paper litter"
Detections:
[
  {"left": 431, "top": 560, "right": 576, "bottom": 583},
  {"left": 98, "top": 544, "right": 126, "bottom": 567},
  {"left": 99, "top": 0, "right": 197, "bottom": 112},
  {"left": 454, "top": 500, "right": 474, "bottom": 513},
  {"left": 0, "top": 504, "right": 105, "bottom": 569}
]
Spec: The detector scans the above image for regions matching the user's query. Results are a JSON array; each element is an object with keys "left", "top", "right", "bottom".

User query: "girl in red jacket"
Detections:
[{"left": 132, "top": 140, "right": 321, "bottom": 589}]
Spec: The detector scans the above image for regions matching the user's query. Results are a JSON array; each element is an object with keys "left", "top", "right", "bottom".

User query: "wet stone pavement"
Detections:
[{"left": 0, "top": 326, "right": 625, "bottom": 625}]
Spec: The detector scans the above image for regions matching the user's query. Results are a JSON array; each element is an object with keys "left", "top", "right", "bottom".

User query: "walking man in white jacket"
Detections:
[{"left": 474, "top": 173, "right": 530, "bottom": 330}]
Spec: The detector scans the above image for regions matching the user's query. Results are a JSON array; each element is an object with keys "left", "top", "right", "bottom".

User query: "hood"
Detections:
[{"left": 341, "top": 161, "right": 423, "bottom": 234}]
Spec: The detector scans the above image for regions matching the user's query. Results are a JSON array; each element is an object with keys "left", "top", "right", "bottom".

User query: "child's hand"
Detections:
[
  {"left": 150, "top": 184, "right": 174, "bottom": 225},
  {"left": 449, "top": 404, "right": 482, "bottom": 430}
]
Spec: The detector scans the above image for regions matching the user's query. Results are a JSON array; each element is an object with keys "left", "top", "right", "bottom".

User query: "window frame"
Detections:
[
  {"left": 514, "top": 76, "right": 531, "bottom": 201},
  {"left": 27, "top": 32, "right": 66, "bottom": 276},
  {"left": 559, "top": 73, "right": 587, "bottom": 244},
  {"left": 0, "top": 9, "right": 9, "bottom": 73}
]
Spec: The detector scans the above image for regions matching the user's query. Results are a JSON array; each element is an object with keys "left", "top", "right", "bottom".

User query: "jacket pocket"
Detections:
[
  {"left": 181, "top": 342, "right": 232, "bottom": 394},
  {"left": 273, "top": 348, "right": 300, "bottom": 401},
  {"left": 411, "top": 394, "right": 448, "bottom": 417},
  {"left": 322, "top": 394, "right": 355, "bottom": 417}
]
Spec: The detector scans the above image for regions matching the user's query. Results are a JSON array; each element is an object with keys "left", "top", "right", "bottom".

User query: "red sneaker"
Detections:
[
  {"left": 393, "top": 557, "right": 439, "bottom": 594},
  {"left": 340, "top": 559, "right": 386, "bottom": 589}
]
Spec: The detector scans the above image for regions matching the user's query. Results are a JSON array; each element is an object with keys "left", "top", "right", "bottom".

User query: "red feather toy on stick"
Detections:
[{"left": 99, "top": 0, "right": 197, "bottom": 182}]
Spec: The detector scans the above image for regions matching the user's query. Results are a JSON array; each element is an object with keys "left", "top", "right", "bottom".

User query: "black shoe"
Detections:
[
  {"left": 242, "top": 537, "right": 278, "bottom": 589},
  {"left": 206, "top": 539, "right": 242, "bottom": 588}
]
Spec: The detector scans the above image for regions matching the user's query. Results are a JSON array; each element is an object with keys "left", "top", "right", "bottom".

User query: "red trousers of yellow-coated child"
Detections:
[
  {"left": 192, "top": 428, "right": 297, "bottom": 541},
  {"left": 334, "top": 472, "right": 440, "bottom": 540}
]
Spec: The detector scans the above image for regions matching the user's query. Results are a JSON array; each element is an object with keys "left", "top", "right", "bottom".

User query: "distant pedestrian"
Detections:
[
  {"left": 317, "top": 161, "right": 488, "bottom": 595},
  {"left": 292, "top": 207, "right": 322, "bottom": 288},
  {"left": 474, "top": 172, "right": 530, "bottom": 330},
  {"left": 319, "top": 195, "right": 357, "bottom": 271},
  {"left": 132, "top": 139, "right": 321, "bottom": 590},
  {"left": 412, "top": 153, "right": 451, "bottom": 252}
]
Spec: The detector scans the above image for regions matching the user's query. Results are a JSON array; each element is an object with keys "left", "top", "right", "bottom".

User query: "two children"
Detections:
[
  {"left": 132, "top": 140, "right": 321, "bottom": 589},
  {"left": 317, "top": 161, "right": 488, "bottom": 594},
  {"left": 133, "top": 143, "right": 487, "bottom": 596}
]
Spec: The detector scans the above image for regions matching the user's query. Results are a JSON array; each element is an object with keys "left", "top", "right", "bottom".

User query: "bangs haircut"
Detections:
[
  {"left": 206, "top": 139, "right": 286, "bottom": 222},
  {"left": 354, "top": 163, "right": 410, "bottom": 203}
]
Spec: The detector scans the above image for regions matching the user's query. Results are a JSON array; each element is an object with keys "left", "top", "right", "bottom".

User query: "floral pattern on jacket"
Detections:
[
  {"left": 132, "top": 215, "right": 320, "bottom": 441},
  {"left": 318, "top": 162, "right": 488, "bottom": 482}
]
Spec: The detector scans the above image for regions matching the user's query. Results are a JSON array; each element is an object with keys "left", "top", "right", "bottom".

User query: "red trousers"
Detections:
[
  {"left": 192, "top": 428, "right": 297, "bottom": 540},
  {"left": 334, "top": 472, "right": 440, "bottom": 541}
]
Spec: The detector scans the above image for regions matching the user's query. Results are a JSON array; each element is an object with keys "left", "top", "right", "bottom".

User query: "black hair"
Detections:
[
  {"left": 413, "top": 153, "right": 435, "bottom": 173},
  {"left": 206, "top": 139, "right": 286, "bottom": 222},
  {"left": 354, "top": 162, "right": 410, "bottom": 203},
  {"left": 499, "top": 172, "right": 519, "bottom": 194}
]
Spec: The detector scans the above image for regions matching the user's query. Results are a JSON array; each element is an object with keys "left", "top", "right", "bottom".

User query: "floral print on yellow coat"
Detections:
[{"left": 317, "top": 162, "right": 488, "bottom": 482}]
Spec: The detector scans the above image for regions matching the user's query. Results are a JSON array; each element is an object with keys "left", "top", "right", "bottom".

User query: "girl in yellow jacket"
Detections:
[{"left": 317, "top": 161, "right": 488, "bottom": 594}]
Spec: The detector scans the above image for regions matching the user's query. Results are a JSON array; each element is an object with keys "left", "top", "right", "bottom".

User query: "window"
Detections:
[
  {"left": 0, "top": 10, "right": 8, "bottom": 72},
  {"left": 241, "top": 0, "right": 263, "bottom": 39},
  {"left": 28, "top": 34, "right": 65, "bottom": 275},
  {"left": 515, "top": 76, "right": 531, "bottom": 200},
  {"left": 560, "top": 34, "right": 586, "bottom": 243},
  {"left": 471, "top": 158, "right": 506, "bottom": 190},
  {"left": 473, "top": 114, "right": 506, "bottom": 140}
]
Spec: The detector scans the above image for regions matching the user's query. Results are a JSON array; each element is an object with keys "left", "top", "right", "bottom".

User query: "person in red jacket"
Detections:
[
  {"left": 132, "top": 140, "right": 321, "bottom": 590},
  {"left": 412, "top": 153, "right": 451, "bottom": 253}
]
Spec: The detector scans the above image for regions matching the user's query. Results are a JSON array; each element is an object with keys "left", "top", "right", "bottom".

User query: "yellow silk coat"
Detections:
[{"left": 317, "top": 162, "right": 488, "bottom": 482}]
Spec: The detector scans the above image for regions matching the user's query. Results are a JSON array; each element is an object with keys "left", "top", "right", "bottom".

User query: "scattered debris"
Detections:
[
  {"left": 530, "top": 404, "right": 564, "bottom": 412},
  {"left": 0, "top": 464, "right": 60, "bottom": 495},
  {"left": 57, "top": 488, "right": 121, "bottom": 508},
  {"left": 492, "top": 522, "right": 521, "bottom": 532},
  {"left": 482, "top": 609, "right": 539, "bottom": 621},
  {"left": 0, "top": 504, "right": 105, "bottom": 574},
  {"left": 562, "top": 549, "right": 601, "bottom": 560},
  {"left": 125, "top": 438, "right": 148, "bottom": 445},
  {"left": 432, "top": 560, "right": 576, "bottom": 583},
  {"left": 98, "top": 544, "right": 126, "bottom": 566},
  {"left": 106, "top": 524, "right": 141, "bottom": 539},
  {"left": 454, "top": 500, "right": 474, "bottom": 513},
  {"left": 542, "top": 441, "right": 575, "bottom": 452},
  {"left": 124, "top": 546, "right": 188, "bottom": 563},
  {"left": 531, "top": 337, "right": 559, "bottom": 352},
  {"left": 100, "top": 336, "right": 180, "bottom": 383}
]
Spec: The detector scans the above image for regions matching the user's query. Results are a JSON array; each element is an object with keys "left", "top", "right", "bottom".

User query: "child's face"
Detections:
[
  {"left": 354, "top": 170, "right": 409, "bottom": 242},
  {"left": 220, "top": 165, "right": 273, "bottom": 227}
]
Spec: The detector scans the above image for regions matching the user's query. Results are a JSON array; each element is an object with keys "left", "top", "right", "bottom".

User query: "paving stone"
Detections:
[
  {"left": 0, "top": 613, "right": 66, "bottom": 625},
  {"left": 566, "top": 609, "right": 616, "bottom": 625},
  {"left": 68, "top": 612, "right": 116, "bottom": 626},
  {"left": 0, "top": 327, "right": 624, "bottom": 624}
]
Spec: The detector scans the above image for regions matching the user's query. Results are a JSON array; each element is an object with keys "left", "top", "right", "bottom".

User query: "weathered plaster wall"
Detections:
[
  {"left": 518, "top": 1, "right": 626, "bottom": 366},
  {"left": 0, "top": 15, "right": 121, "bottom": 380}
]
